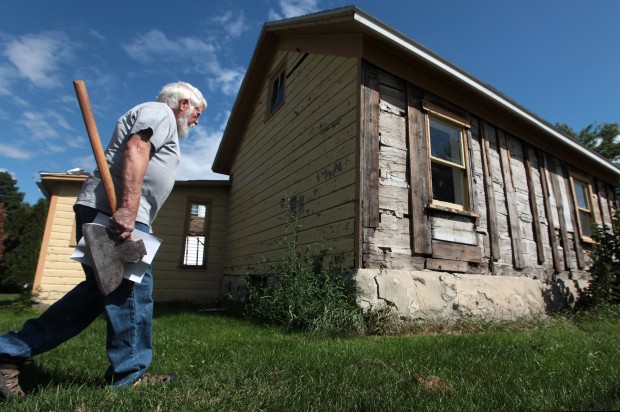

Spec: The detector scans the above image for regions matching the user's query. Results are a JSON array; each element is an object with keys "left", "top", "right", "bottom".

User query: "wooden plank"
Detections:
[
  {"left": 425, "top": 258, "right": 468, "bottom": 273},
  {"left": 595, "top": 179, "right": 610, "bottom": 229},
  {"left": 407, "top": 82, "right": 432, "bottom": 255},
  {"left": 546, "top": 155, "right": 573, "bottom": 270},
  {"left": 537, "top": 150, "right": 562, "bottom": 272},
  {"left": 361, "top": 61, "right": 380, "bottom": 229},
  {"left": 562, "top": 163, "right": 585, "bottom": 269},
  {"left": 432, "top": 239, "right": 481, "bottom": 263},
  {"left": 497, "top": 129, "right": 525, "bottom": 269},
  {"left": 522, "top": 142, "right": 545, "bottom": 264},
  {"left": 479, "top": 121, "right": 500, "bottom": 261},
  {"left": 431, "top": 213, "right": 477, "bottom": 245}
]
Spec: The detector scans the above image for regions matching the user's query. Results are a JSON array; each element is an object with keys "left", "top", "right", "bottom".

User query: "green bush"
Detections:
[
  {"left": 243, "top": 200, "right": 363, "bottom": 334},
  {"left": 578, "top": 209, "right": 620, "bottom": 308}
]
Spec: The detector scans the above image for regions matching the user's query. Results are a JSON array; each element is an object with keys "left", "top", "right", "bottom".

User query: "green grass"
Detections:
[{"left": 1, "top": 304, "right": 619, "bottom": 411}]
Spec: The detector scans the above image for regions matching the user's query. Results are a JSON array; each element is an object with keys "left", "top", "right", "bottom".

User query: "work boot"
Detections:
[
  {"left": 131, "top": 372, "right": 177, "bottom": 388},
  {"left": 0, "top": 364, "right": 25, "bottom": 400}
]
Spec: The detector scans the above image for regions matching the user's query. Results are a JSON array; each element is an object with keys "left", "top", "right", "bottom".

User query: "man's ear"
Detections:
[{"left": 179, "top": 98, "right": 190, "bottom": 110}]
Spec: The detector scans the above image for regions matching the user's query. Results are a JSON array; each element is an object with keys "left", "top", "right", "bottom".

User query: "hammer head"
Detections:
[{"left": 82, "top": 223, "right": 147, "bottom": 295}]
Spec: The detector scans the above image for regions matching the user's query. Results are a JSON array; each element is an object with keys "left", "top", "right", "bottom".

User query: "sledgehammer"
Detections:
[{"left": 73, "top": 80, "right": 146, "bottom": 295}]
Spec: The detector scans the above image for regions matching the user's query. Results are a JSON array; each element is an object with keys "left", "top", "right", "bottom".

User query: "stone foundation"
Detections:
[{"left": 355, "top": 269, "right": 587, "bottom": 321}]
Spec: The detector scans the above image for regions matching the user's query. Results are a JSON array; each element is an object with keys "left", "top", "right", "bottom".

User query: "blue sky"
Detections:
[{"left": 1, "top": 0, "right": 619, "bottom": 204}]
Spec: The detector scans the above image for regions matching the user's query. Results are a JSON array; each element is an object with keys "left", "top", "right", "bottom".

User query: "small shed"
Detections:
[
  {"left": 34, "top": 173, "right": 230, "bottom": 306},
  {"left": 213, "top": 6, "right": 619, "bottom": 319}
]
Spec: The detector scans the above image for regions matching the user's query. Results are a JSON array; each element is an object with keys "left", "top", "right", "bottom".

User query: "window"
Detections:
[
  {"left": 182, "top": 199, "right": 210, "bottom": 267},
  {"left": 571, "top": 175, "right": 595, "bottom": 240},
  {"left": 427, "top": 115, "right": 470, "bottom": 209},
  {"left": 268, "top": 69, "right": 286, "bottom": 114}
]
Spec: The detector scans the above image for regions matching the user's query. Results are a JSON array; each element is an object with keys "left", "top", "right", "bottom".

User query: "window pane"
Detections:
[
  {"left": 431, "top": 163, "right": 466, "bottom": 206},
  {"left": 184, "top": 201, "right": 208, "bottom": 266},
  {"left": 574, "top": 180, "right": 589, "bottom": 209},
  {"left": 579, "top": 210, "right": 593, "bottom": 238},
  {"left": 429, "top": 118, "right": 462, "bottom": 165},
  {"left": 270, "top": 71, "right": 285, "bottom": 113}
]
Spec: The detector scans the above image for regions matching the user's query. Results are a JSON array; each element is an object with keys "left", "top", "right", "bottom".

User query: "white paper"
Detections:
[{"left": 70, "top": 213, "right": 162, "bottom": 283}]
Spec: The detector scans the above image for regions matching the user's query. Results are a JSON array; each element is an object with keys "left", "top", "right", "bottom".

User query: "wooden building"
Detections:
[
  {"left": 34, "top": 7, "right": 619, "bottom": 319},
  {"left": 213, "top": 7, "right": 619, "bottom": 319}
]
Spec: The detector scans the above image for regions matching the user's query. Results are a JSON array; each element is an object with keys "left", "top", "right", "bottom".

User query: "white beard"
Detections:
[{"left": 177, "top": 107, "right": 195, "bottom": 140}]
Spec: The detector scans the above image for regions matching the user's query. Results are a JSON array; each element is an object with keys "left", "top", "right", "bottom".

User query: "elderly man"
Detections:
[{"left": 0, "top": 82, "right": 206, "bottom": 399}]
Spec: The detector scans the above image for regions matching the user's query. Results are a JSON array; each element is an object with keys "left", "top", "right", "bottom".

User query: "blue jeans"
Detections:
[{"left": 0, "top": 205, "right": 153, "bottom": 387}]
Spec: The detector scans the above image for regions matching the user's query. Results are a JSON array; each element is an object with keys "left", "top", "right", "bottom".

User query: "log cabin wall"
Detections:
[{"left": 362, "top": 61, "right": 616, "bottom": 280}]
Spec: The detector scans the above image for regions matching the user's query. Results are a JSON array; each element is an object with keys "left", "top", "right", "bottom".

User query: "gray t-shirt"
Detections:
[{"left": 76, "top": 102, "right": 180, "bottom": 226}]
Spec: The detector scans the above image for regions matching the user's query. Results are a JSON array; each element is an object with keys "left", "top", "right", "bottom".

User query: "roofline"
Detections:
[
  {"left": 350, "top": 9, "right": 619, "bottom": 177},
  {"left": 213, "top": 6, "right": 620, "bottom": 178}
]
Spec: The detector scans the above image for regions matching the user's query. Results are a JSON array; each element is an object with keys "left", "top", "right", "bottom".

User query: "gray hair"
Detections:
[{"left": 156, "top": 82, "right": 207, "bottom": 110}]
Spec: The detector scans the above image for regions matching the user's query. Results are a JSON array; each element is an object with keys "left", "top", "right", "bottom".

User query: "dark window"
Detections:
[{"left": 269, "top": 70, "right": 285, "bottom": 114}]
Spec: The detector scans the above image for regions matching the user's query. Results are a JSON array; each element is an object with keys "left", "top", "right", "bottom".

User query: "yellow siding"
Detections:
[
  {"left": 36, "top": 181, "right": 229, "bottom": 305},
  {"left": 36, "top": 185, "right": 84, "bottom": 306},
  {"left": 152, "top": 184, "right": 229, "bottom": 302},
  {"left": 224, "top": 52, "right": 359, "bottom": 276}
]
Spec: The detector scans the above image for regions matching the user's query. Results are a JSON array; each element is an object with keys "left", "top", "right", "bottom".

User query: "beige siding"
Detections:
[
  {"left": 36, "top": 186, "right": 84, "bottom": 305},
  {"left": 35, "top": 181, "right": 229, "bottom": 305},
  {"left": 151, "top": 184, "right": 229, "bottom": 302},
  {"left": 224, "top": 52, "right": 359, "bottom": 276}
]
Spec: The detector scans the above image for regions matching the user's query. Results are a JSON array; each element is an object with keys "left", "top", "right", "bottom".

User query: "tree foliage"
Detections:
[
  {"left": 0, "top": 172, "right": 24, "bottom": 215},
  {"left": 0, "top": 204, "right": 6, "bottom": 261},
  {"left": 578, "top": 209, "right": 620, "bottom": 308},
  {"left": 0, "top": 173, "right": 48, "bottom": 293},
  {"left": 556, "top": 122, "right": 620, "bottom": 165}
]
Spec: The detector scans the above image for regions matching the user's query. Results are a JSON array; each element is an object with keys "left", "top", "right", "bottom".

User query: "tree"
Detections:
[
  {"left": 0, "top": 204, "right": 6, "bottom": 261},
  {"left": 0, "top": 172, "right": 25, "bottom": 215},
  {"left": 0, "top": 172, "right": 48, "bottom": 293},
  {"left": 556, "top": 122, "right": 620, "bottom": 165},
  {"left": 0, "top": 199, "right": 48, "bottom": 293}
]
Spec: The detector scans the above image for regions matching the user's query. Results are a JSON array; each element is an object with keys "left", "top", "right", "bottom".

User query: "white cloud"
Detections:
[
  {"left": 22, "top": 109, "right": 73, "bottom": 141},
  {"left": 123, "top": 29, "right": 218, "bottom": 63},
  {"left": 3, "top": 31, "right": 71, "bottom": 88},
  {"left": 269, "top": 0, "right": 321, "bottom": 21},
  {"left": 124, "top": 29, "right": 244, "bottom": 96},
  {"left": 88, "top": 29, "right": 106, "bottom": 42},
  {"left": 0, "top": 143, "right": 33, "bottom": 159},
  {"left": 176, "top": 125, "right": 229, "bottom": 181},
  {"left": 211, "top": 11, "right": 248, "bottom": 38}
]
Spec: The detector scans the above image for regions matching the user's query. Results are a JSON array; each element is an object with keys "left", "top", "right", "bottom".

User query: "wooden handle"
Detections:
[{"left": 73, "top": 80, "right": 117, "bottom": 213}]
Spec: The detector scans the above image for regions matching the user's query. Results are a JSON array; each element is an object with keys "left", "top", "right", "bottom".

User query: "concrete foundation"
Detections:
[{"left": 355, "top": 269, "right": 587, "bottom": 321}]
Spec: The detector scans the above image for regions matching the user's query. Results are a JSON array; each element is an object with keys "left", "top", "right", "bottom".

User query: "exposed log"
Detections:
[
  {"left": 497, "top": 129, "right": 525, "bottom": 269},
  {"left": 537, "top": 150, "right": 562, "bottom": 272},
  {"left": 546, "top": 155, "right": 573, "bottom": 270},
  {"left": 479, "top": 121, "right": 500, "bottom": 261},
  {"left": 522, "top": 142, "right": 545, "bottom": 264}
]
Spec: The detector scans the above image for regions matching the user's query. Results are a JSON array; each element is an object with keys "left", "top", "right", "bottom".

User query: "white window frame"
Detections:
[
  {"left": 569, "top": 172, "right": 596, "bottom": 243},
  {"left": 181, "top": 198, "right": 211, "bottom": 267},
  {"left": 425, "top": 105, "right": 471, "bottom": 211}
]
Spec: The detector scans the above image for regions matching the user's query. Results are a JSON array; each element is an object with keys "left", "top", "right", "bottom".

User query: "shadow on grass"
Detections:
[{"left": 19, "top": 361, "right": 104, "bottom": 395}]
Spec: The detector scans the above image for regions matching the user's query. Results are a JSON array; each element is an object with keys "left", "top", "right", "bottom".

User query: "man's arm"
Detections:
[{"left": 108, "top": 130, "right": 153, "bottom": 240}]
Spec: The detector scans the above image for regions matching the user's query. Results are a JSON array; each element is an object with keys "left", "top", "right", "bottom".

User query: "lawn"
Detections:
[{"left": 0, "top": 304, "right": 618, "bottom": 411}]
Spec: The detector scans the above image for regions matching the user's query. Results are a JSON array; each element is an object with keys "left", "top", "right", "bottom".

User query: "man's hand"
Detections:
[{"left": 108, "top": 207, "right": 136, "bottom": 241}]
